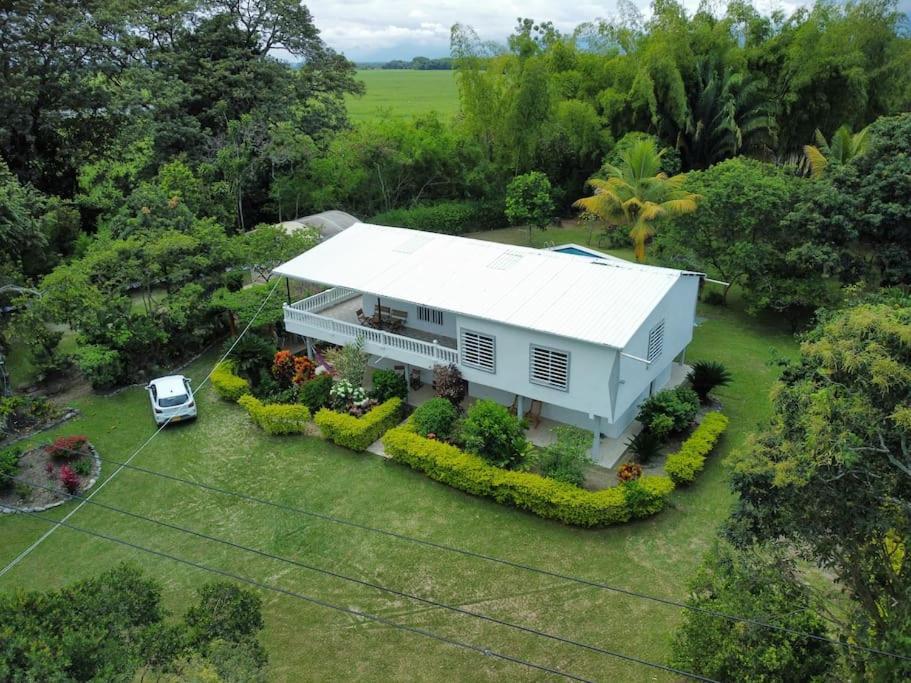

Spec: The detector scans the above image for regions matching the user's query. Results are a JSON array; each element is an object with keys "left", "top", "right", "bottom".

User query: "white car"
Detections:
[{"left": 147, "top": 375, "right": 197, "bottom": 426}]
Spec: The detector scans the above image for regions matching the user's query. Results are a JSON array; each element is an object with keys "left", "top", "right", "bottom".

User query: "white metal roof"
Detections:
[{"left": 275, "top": 223, "right": 697, "bottom": 349}]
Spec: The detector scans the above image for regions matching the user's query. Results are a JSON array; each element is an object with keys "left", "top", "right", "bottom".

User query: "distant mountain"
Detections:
[{"left": 357, "top": 56, "right": 453, "bottom": 71}]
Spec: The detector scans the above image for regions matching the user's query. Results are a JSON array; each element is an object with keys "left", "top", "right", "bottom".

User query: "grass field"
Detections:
[
  {"left": 0, "top": 241, "right": 798, "bottom": 681},
  {"left": 345, "top": 70, "right": 460, "bottom": 122}
]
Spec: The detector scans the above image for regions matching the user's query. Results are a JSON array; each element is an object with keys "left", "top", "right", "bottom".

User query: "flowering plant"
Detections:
[{"left": 329, "top": 380, "right": 367, "bottom": 410}]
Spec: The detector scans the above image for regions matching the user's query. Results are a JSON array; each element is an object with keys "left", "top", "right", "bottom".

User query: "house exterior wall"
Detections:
[
  {"left": 361, "top": 293, "right": 457, "bottom": 340},
  {"left": 452, "top": 315, "right": 617, "bottom": 421},
  {"left": 612, "top": 275, "right": 699, "bottom": 426}
]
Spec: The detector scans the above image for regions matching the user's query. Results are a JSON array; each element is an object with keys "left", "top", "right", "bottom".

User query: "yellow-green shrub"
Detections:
[
  {"left": 237, "top": 394, "right": 311, "bottom": 435},
  {"left": 211, "top": 361, "right": 249, "bottom": 402},
  {"left": 315, "top": 398, "right": 402, "bottom": 451},
  {"left": 382, "top": 423, "right": 675, "bottom": 527},
  {"left": 664, "top": 412, "right": 728, "bottom": 485}
]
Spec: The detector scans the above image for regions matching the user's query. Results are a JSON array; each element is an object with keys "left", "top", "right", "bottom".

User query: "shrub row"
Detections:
[
  {"left": 315, "top": 398, "right": 403, "bottom": 451},
  {"left": 663, "top": 412, "right": 729, "bottom": 485},
  {"left": 211, "top": 361, "right": 250, "bottom": 402},
  {"left": 370, "top": 200, "right": 506, "bottom": 235},
  {"left": 237, "top": 395, "right": 311, "bottom": 435},
  {"left": 383, "top": 423, "right": 675, "bottom": 527}
]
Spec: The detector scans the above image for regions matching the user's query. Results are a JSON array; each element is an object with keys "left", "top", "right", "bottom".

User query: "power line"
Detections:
[
  {"left": 70, "top": 448, "right": 911, "bottom": 663},
  {"left": 0, "top": 278, "right": 282, "bottom": 579},
  {"left": 16, "top": 508, "right": 597, "bottom": 683},
  {"left": 10, "top": 476, "right": 716, "bottom": 683}
]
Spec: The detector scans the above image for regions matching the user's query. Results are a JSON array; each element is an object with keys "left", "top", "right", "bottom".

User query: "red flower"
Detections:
[
  {"left": 47, "top": 435, "right": 88, "bottom": 458},
  {"left": 59, "top": 464, "right": 80, "bottom": 494},
  {"left": 617, "top": 462, "right": 643, "bottom": 483}
]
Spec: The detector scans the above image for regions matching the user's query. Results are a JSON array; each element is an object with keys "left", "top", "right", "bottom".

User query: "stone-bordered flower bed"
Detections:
[{"left": 0, "top": 435, "right": 101, "bottom": 513}]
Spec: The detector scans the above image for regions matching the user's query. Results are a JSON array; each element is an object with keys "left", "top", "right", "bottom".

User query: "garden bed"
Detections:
[
  {"left": 1, "top": 394, "right": 73, "bottom": 446},
  {"left": 0, "top": 437, "right": 101, "bottom": 513}
]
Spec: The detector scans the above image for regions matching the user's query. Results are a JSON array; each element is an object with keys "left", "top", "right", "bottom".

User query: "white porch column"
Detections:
[
  {"left": 305, "top": 337, "right": 314, "bottom": 360},
  {"left": 591, "top": 415, "right": 601, "bottom": 458},
  {"left": 516, "top": 395, "right": 525, "bottom": 419}
]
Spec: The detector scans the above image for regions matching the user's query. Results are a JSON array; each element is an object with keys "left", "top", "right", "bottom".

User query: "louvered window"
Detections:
[
  {"left": 647, "top": 320, "right": 665, "bottom": 362},
  {"left": 460, "top": 330, "right": 495, "bottom": 373},
  {"left": 417, "top": 306, "right": 444, "bottom": 325},
  {"left": 529, "top": 345, "right": 570, "bottom": 391}
]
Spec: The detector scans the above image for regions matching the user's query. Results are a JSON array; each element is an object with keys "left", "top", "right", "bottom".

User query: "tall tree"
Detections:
[
  {"left": 727, "top": 292, "right": 911, "bottom": 677},
  {"left": 0, "top": 0, "right": 137, "bottom": 193},
  {"left": 574, "top": 138, "right": 699, "bottom": 261}
]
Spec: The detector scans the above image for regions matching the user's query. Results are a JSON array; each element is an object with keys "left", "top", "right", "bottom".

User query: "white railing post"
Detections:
[{"left": 284, "top": 296, "right": 458, "bottom": 366}]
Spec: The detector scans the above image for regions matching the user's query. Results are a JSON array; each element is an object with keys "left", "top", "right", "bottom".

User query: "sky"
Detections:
[
  {"left": 301, "top": 0, "right": 761, "bottom": 62},
  {"left": 306, "top": 0, "right": 911, "bottom": 62}
]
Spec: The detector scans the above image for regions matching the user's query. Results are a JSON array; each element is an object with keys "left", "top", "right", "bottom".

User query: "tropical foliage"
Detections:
[
  {"left": 574, "top": 139, "right": 699, "bottom": 261},
  {"left": 803, "top": 124, "right": 870, "bottom": 177}
]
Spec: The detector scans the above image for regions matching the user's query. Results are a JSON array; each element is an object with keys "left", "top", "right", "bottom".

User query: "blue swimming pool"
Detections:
[{"left": 553, "top": 246, "right": 594, "bottom": 257}]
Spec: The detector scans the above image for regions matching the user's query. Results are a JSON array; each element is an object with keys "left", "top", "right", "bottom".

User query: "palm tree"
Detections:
[
  {"left": 573, "top": 139, "right": 700, "bottom": 262},
  {"left": 803, "top": 125, "right": 870, "bottom": 178},
  {"left": 681, "top": 60, "right": 776, "bottom": 169},
  {"left": 656, "top": 58, "right": 776, "bottom": 170}
]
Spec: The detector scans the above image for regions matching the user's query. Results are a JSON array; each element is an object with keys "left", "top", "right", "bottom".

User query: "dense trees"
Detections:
[
  {"left": 674, "top": 293, "right": 911, "bottom": 678},
  {"left": 655, "top": 113, "right": 911, "bottom": 322},
  {"left": 0, "top": 563, "right": 267, "bottom": 680},
  {"left": 1, "top": 0, "right": 910, "bottom": 390}
]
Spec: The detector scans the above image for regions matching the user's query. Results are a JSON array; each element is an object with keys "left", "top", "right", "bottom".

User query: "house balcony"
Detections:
[{"left": 283, "top": 288, "right": 459, "bottom": 370}]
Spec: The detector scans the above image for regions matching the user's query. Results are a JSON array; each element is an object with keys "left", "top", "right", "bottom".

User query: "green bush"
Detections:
[
  {"left": 0, "top": 395, "right": 57, "bottom": 435},
  {"left": 412, "top": 398, "right": 459, "bottom": 439},
  {"left": 535, "top": 425, "right": 592, "bottom": 486},
  {"left": 637, "top": 385, "right": 700, "bottom": 440},
  {"left": 211, "top": 361, "right": 250, "bottom": 402},
  {"left": 237, "top": 395, "right": 311, "bottom": 435},
  {"left": 315, "top": 398, "right": 403, "bottom": 451},
  {"left": 225, "top": 334, "right": 274, "bottom": 385},
  {"left": 383, "top": 423, "right": 675, "bottom": 527},
  {"left": 370, "top": 200, "right": 506, "bottom": 235},
  {"left": 687, "top": 360, "right": 732, "bottom": 403},
  {"left": 298, "top": 375, "right": 333, "bottom": 413},
  {"left": 626, "top": 429, "right": 663, "bottom": 464},
  {"left": 369, "top": 369, "right": 408, "bottom": 403},
  {"left": 664, "top": 412, "right": 729, "bottom": 485},
  {"left": 0, "top": 446, "right": 22, "bottom": 488},
  {"left": 460, "top": 399, "right": 529, "bottom": 469},
  {"left": 72, "top": 344, "right": 123, "bottom": 389}
]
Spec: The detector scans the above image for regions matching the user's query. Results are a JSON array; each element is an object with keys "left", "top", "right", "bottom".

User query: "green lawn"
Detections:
[
  {"left": 0, "top": 245, "right": 798, "bottom": 681},
  {"left": 345, "top": 70, "right": 460, "bottom": 123}
]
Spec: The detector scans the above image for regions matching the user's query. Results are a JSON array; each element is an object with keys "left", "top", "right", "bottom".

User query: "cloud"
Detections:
[{"left": 305, "top": 0, "right": 898, "bottom": 62}]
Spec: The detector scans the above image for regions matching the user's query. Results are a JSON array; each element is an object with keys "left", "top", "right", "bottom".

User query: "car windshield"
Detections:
[{"left": 159, "top": 393, "right": 188, "bottom": 408}]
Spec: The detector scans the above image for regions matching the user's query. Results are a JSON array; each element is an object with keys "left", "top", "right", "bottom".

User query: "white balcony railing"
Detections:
[
  {"left": 283, "top": 289, "right": 459, "bottom": 367},
  {"left": 289, "top": 286, "right": 360, "bottom": 313}
]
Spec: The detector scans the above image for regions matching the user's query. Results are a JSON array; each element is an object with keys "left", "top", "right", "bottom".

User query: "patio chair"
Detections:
[
  {"left": 356, "top": 308, "right": 368, "bottom": 325},
  {"left": 524, "top": 400, "right": 542, "bottom": 429},
  {"left": 389, "top": 309, "right": 407, "bottom": 333}
]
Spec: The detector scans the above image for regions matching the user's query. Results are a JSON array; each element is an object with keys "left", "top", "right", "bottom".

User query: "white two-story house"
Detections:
[{"left": 275, "top": 223, "right": 701, "bottom": 460}]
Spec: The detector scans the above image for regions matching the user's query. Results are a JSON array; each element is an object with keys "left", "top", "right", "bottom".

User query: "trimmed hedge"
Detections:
[
  {"left": 383, "top": 422, "right": 675, "bottom": 527},
  {"left": 315, "top": 398, "right": 403, "bottom": 451},
  {"left": 370, "top": 200, "right": 506, "bottom": 235},
  {"left": 237, "top": 395, "right": 311, "bottom": 435},
  {"left": 663, "top": 412, "right": 729, "bottom": 485},
  {"left": 211, "top": 361, "right": 250, "bottom": 402}
]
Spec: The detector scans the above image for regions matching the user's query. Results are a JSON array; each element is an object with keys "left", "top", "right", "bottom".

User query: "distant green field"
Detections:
[{"left": 345, "top": 70, "right": 460, "bottom": 122}]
